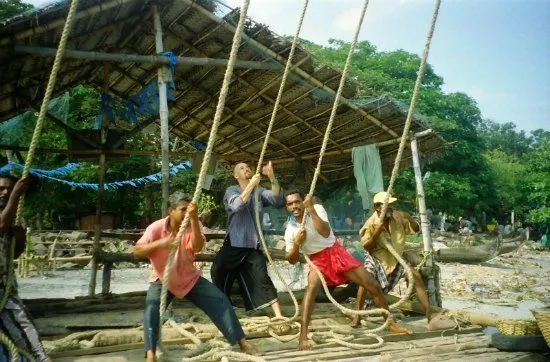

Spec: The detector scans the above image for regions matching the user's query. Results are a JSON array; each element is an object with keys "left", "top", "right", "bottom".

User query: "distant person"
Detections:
[
  {"left": 343, "top": 216, "right": 354, "bottom": 230},
  {"left": 262, "top": 212, "right": 272, "bottom": 230},
  {"left": 0, "top": 173, "right": 51, "bottom": 362},
  {"left": 134, "top": 192, "right": 261, "bottom": 361}
]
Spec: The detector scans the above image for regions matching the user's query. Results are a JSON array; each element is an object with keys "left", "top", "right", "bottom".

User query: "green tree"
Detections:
[
  {"left": 479, "top": 120, "right": 533, "bottom": 157},
  {"left": 522, "top": 135, "right": 550, "bottom": 228},
  {"left": 0, "top": 0, "right": 33, "bottom": 21},
  {"left": 303, "top": 39, "right": 496, "bottom": 218}
]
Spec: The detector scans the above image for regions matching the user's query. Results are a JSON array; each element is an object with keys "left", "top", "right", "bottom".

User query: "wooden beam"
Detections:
[
  {"left": 181, "top": 0, "right": 399, "bottom": 138},
  {"left": 234, "top": 75, "right": 346, "bottom": 152},
  {"left": 0, "top": 0, "right": 135, "bottom": 46},
  {"left": 165, "top": 24, "right": 272, "bottom": 131},
  {"left": 269, "top": 129, "right": 434, "bottom": 165},
  {"left": 153, "top": 5, "right": 171, "bottom": 217},
  {"left": 13, "top": 45, "right": 282, "bottom": 70},
  {"left": 89, "top": 63, "right": 110, "bottom": 297},
  {"left": 411, "top": 135, "right": 438, "bottom": 306}
]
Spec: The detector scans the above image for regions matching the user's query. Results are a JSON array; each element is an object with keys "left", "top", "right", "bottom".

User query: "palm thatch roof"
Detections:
[{"left": 0, "top": 0, "right": 444, "bottom": 182}]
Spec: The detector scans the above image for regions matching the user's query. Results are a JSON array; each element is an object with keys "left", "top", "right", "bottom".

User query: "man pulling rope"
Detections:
[{"left": 283, "top": 190, "right": 411, "bottom": 350}]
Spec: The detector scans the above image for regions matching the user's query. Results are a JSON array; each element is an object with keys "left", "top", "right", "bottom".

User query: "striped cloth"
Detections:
[{"left": 363, "top": 252, "right": 405, "bottom": 294}]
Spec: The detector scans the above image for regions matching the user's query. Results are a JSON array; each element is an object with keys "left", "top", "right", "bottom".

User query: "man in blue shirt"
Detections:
[{"left": 211, "top": 161, "right": 286, "bottom": 319}]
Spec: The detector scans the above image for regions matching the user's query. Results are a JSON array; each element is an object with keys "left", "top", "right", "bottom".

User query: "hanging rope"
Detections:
[
  {"left": 300, "top": 0, "right": 393, "bottom": 328},
  {"left": 296, "top": 0, "right": 442, "bottom": 349},
  {"left": 0, "top": 1, "right": 81, "bottom": 361},
  {"left": 156, "top": 1, "right": 254, "bottom": 360},
  {"left": 250, "top": 0, "right": 310, "bottom": 333},
  {"left": 374, "top": 0, "right": 442, "bottom": 310}
]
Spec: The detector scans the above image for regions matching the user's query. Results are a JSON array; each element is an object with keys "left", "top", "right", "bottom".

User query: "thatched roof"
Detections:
[{"left": 0, "top": 0, "right": 444, "bottom": 182}]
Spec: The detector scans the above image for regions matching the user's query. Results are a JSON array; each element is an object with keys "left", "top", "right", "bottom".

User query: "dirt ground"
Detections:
[{"left": 18, "top": 247, "right": 550, "bottom": 320}]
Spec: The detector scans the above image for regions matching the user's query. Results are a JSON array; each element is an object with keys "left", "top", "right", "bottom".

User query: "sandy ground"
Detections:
[{"left": 18, "top": 248, "right": 550, "bottom": 319}]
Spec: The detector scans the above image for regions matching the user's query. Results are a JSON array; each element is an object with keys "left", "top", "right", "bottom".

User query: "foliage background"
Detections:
[{"left": 1, "top": 3, "right": 548, "bottom": 233}]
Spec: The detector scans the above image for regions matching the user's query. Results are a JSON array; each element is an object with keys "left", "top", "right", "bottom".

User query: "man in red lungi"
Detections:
[{"left": 283, "top": 189, "right": 409, "bottom": 350}]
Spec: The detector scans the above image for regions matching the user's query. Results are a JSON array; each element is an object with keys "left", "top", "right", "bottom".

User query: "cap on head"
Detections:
[{"left": 373, "top": 191, "right": 397, "bottom": 205}]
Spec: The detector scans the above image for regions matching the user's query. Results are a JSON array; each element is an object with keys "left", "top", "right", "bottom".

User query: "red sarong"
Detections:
[{"left": 308, "top": 240, "right": 362, "bottom": 286}]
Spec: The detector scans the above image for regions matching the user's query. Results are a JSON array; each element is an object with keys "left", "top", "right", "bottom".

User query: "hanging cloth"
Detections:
[{"left": 352, "top": 144, "right": 384, "bottom": 212}]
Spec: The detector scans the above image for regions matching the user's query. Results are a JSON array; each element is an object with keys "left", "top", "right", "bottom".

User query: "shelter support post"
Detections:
[
  {"left": 88, "top": 63, "right": 110, "bottom": 296},
  {"left": 410, "top": 135, "right": 439, "bottom": 307},
  {"left": 102, "top": 262, "right": 113, "bottom": 295},
  {"left": 153, "top": 5, "right": 170, "bottom": 217}
]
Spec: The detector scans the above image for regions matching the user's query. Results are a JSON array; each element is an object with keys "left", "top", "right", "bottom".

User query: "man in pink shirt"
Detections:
[{"left": 134, "top": 192, "right": 260, "bottom": 361}]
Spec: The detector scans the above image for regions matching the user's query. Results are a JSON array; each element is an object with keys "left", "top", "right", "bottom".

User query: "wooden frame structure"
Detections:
[
  {"left": 1, "top": 0, "right": 445, "bottom": 296},
  {"left": 1, "top": 0, "right": 444, "bottom": 181}
]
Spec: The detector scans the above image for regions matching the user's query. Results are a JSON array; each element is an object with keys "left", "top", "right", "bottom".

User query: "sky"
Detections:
[{"left": 26, "top": 0, "right": 549, "bottom": 132}]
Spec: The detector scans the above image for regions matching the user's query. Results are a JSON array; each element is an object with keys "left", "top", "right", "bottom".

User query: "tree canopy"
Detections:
[{"left": 0, "top": 2, "right": 548, "bottom": 233}]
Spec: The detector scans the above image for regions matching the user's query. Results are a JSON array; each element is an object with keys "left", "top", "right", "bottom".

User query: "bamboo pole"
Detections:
[
  {"left": 101, "top": 262, "right": 112, "bottom": 295},
  {"left": 0, "top": 0, "right": 136, "bottom": 46},
  {"left": 13, "top": 45, "right": 281, "bottom": 70},
  {"left": 48, "top": 231, "right": 60, "bottom": 271},
  {"left": 153, "top": 6, "right": 171, "bottom": 217},
  {"left": 410, "top": 135, "right": 438, "bottom": 306},
  {"left": 269, "top": 129, "right": 434, "bottom": 165},
  {"left": 88, "top": 63, "right": 110, "bottom": 296}
]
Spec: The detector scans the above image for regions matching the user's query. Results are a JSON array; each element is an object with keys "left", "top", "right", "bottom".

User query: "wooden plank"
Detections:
[
  {"left": 14, "top": 45, "right": 282, "bottom": 70},
  {"left": 264, "top": 333, "right": 484, "bottom": 361}
]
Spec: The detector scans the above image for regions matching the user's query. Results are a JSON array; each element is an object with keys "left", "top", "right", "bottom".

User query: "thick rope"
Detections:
[
  {"left": 0, "top": 0, "right": 80, "bottom": 361},
  {"left": 250, "top": 0, "right": 310, "bottom": 332},
  {"left": 298, "top": 0, "right": 442, "bottom": 349},
  {"left": 283, "top": 0, "right": 396, "bottom": 348},
  {"left": 157, "top": 0, "right": 251, "bottom": 353},
  {"left": 378, "top": 0, "right": 441, "bottom": 222},
  {"left": 374, "top": 0, "right": 441, "bottom": 312}
]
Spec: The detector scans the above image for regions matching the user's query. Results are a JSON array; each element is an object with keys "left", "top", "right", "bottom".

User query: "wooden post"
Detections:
[
  {"left": 13, "top": 45, "right": 281, "bottom": 70},
  {"left": 102, "top": 262, "right": 113, "bottom": 295},
  {"left": 410, "top": 136, "right": 439, "bottom": 307},
  {"left": 153, "top": 5, "right": 170, "bottom": 217},
  {"left": 88, "top": 63, "right": 110, "bottom": 296}
]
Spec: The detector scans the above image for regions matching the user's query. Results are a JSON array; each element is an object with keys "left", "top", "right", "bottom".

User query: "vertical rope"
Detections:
[
  {"left": 296, "top": 0, "right": 394, "bottom": 344},
  {"left": 157, "top": 0, "right": 251, "bottom": 347},
  {"left": 254, "top": 0, "right": 309, "bottom": 172},
  {"left": 251, "top": 0, "right": 310, "bottom": 328},
  {"left": 371, "top": 0, "right": 442, "bottom": 311},
  {"left": 378, "top": 0, "right": 441, "bottom": 221},
  {"left": 306, "top": 0, "right": 368, "bottom": 198},
  {"left": 0, "top": 1, "right": 80, "bottom": 361},
  {"left": 297, "top": 0, "right": 442, "bottom": 346}
]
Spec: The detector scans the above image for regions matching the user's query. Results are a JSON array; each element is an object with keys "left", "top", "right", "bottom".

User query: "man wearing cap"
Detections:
[{"left": 349, "top": 191, "right": 434, "bottom": 329}]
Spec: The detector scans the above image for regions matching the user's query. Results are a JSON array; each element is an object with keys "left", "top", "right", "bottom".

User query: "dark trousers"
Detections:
[
  {"left": 143, "top": 277, "right": 245, "bottom": 353},
  {"left": 211, "top": 241, "right": 278, "bottom": 312}
]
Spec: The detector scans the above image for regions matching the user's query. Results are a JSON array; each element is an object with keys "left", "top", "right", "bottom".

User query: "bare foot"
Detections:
[
  {"left": 349, "top": 316, "right": 361, "bottom": 328},
  {"left": 239, "top": 340, "right": 263, "bottom": 356},
  {"left": 298, "top": 338, "right": 312, "bottom": 350},
  {"left": 388, "top": 321, "right": 414, "bottom": 335},
  {"left": 276, "top": 324, "right": 292, "bottom": 335},
  {"left": 146, "top": 350, "right": 155, "bottom": 362},
  {"left": 427, "top": 309, "right": 449, "bottom": 322}
]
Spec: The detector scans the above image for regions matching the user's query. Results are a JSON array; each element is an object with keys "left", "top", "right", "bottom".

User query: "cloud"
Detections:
[{"left": 333, "top": 6, "right": 368, "bottom": 33}]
